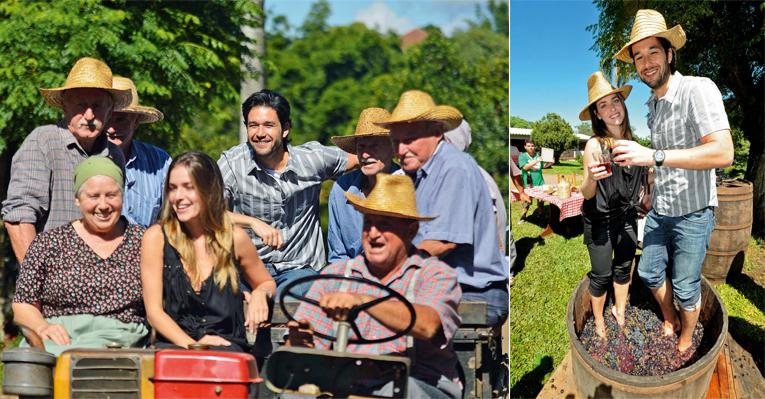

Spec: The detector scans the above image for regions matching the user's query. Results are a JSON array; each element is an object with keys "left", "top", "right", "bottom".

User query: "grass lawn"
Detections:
[{"left": 509, "top": 200, "right": 765, "bottom": 398}]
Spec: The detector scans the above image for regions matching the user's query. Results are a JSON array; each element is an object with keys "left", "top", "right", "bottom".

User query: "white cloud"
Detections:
[{"left": 354, "top": 1, "right": 415, "bottom": 35}]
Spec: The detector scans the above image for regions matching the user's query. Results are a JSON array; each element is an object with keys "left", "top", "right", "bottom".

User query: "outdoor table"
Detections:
[{"left": 525, "top": 187, "right": 584, "bottom": 222}]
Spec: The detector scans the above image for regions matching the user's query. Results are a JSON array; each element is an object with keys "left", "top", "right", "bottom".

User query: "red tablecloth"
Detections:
[{"left": 525, "top": 187, "right": 584, "bottom": 221}]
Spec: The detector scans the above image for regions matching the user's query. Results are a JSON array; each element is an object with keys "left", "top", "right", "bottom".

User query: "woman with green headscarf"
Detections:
[{"left": 12, "top": 156, "right": 148, "bottom": 355}]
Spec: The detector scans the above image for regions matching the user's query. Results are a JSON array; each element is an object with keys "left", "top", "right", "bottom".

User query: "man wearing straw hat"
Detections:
[
  {"left": 2, "top": 57, "right": 129, "bottom": 264},
  {"left": 377, "top": 90, "right": 508, "bottom": 328},
  {"left": 106, "top": 76, "right": 171, "bottom": 227},
  {"left": 288, "top": 173, "right": 462, "bottom": 399},
  {"left": 218, "top": 89, "right": 358, "bottom": 296},
  {"left": 327, "top": 107, "right": 399, "bottom": 263},
  {"left": 611, "top": 9, "right": 733, "bottom": 352}
]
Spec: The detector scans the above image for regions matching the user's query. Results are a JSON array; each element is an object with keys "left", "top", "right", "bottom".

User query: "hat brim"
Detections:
[
  {"left": 375, "top": 105, "right": 463, "bottom": 132},
  {"left": 39, "top": 87, "right": 133, "bottom": 111},
  {"left": 614, "top": 25, "right": 686, "bottom": 63},
  {"left": 578, "top": 85, "right": 633, "bottom": 121},
  {"left": 118, "top": 105, "right": 164, "bottom": 124},
  {"left": 345, "top": 192, "right": 435, "bottom": 221},
  {"left": 331, "top": 132, "right": 391, "bottom": 154}
]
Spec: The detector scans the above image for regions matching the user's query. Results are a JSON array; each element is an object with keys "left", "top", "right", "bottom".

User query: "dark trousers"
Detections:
[{"left": 585, "top": 216, "right": 638, "bottom": 297}]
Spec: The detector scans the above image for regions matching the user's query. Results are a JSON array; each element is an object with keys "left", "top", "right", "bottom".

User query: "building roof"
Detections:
[{"left": 401, "top": 29, "right": 428, "bottom": 50}]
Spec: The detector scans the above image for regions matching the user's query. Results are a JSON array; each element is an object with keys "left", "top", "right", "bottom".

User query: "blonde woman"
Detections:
[
  {"left": 141, "top": 151, "right": 275, "bottom": 351},
  {"left": 579, "top": 72, "right": 645, "bottom": 339}
]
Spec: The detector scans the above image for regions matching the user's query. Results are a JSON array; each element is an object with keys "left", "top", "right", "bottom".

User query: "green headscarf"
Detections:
[{"left": 73, "top": 156, "right": 124, "bottom": 195}]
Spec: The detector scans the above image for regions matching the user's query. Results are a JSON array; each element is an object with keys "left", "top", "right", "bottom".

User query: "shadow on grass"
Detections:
[
  {"left": 513, "top": 236, "right": 545, "bottom": 275},
  {"left": 727, "top": 272, "right": 765, "bottom": 315},
  {"left": 728, "top": 316, "right": 765, "bottom": 374},
  {"left": 511, "top": 355, "right": 553, "bottom": 398}
]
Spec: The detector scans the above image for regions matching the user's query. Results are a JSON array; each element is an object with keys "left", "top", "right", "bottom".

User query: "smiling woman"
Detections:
[{"left": 11, "top": 156, "right": 148, "bottom": 355}]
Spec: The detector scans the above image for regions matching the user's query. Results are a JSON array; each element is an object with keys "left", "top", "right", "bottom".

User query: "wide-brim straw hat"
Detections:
[
  {"left": 614, "top": 9, "right": 686, "bottom": 63},
  {"left": 345, "top": 173, "right": 435, "bottom": 221},
  {"left": 112, "top": 76, "right": 164, "bottom": 124},
  {"left": 39, "top": 57, "right": 132, "bottom": 110},
  {"left": 331, "top": 107, "right": 391, "bottom": 154},
  {"left": 579, "top": 72, "right": 632, "bottom": 121},
  {"left": 375, "top": 90, "right": 463, "bottom": 132}
]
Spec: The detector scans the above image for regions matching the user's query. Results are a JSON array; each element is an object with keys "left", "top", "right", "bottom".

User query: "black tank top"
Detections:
[
  {"left": 582, "top": 163, "right": 645, "bottom": 225},
  {"left": 160, "top": 230, "right": 247, "bottom": 350}
]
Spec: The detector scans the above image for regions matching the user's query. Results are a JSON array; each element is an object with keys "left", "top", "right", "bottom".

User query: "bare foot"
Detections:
[
  {"left": 661, "top": 316, "right": 680, "bottom": 337},
  {"left": 594, "top": 318, "right": 607, "bottom": 339},
  {"left": 677, "top": 338, "right": 693, "bottom": 353},
  {"left": 611, "top": 306, "right": 625, "bottom": 327}
]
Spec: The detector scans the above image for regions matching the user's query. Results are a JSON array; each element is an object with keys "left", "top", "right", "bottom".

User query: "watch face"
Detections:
[{"left": 655, "top": 150, "right": 665, "bottom": 163}]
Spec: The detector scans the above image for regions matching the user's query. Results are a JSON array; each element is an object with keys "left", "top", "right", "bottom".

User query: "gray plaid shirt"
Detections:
[
  {"left": 218, "top": 141, "right": 347, "bottom": 272},
  {"left": 647, "top": 72, "right": 730, "bottom": 217},
  {"left": 2, "top": 123, "right": 125, "bottom": 232}
]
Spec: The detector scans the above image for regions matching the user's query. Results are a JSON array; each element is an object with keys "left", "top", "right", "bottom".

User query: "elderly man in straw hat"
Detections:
[
  {"left": 106, "top": 76, "right": 171, "bottom": 227},
  {"left": 327, "top": 107, "right": 400, "bottom": 263},
  {"left": 218, "top": 89, "right": 358, "bottom": 296},
  {"left": 610, "top": 9, "right": 733, "bottom": 352},
  {"left": 2, "top": 57, "right": 129, "bottom": 264},
  {"left": 288, "top": 173, "right": 462, "bottom": 399},
  {"left": 376, "top": 90, "right": 508, "bottom": 328}
]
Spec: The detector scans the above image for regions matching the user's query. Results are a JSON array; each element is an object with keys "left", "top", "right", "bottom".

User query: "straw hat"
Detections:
[
  {"left": 375, "top": 90, "right": 463, "bottom": 131},
  {"left": 345, "top": 173, "right": 435, "bottom": 221},
  {"left": 614, "top": 9, "right": 686, "bottom": 63},
  {"left": 39, "top": 57, "right": 132, "bottom": 110},
  {"left": 578, "top": 72, "right": 632, "bottom": 121},
  {"left": 112, "top": 76, "right": 164, "bottom": 124},
  {"left": 331, "top": 107, "right": 391, "bottom": 154}
]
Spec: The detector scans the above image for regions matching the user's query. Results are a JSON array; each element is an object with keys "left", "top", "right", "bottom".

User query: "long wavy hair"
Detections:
[
  {"left": 158, "top": 151, "right": 239, "bottom": 293},
  {"left": 588, "top": 92, "right": 634, "bottom": 141}
]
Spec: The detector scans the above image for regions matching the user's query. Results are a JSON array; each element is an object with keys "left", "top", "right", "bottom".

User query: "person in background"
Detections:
[
  {"left": 141, "top": 151, "right": 276, "bottom": 352},
  {"left": 106, "top": 76, "right": 171, "bottom": 227},
  {"left": 2, "top": 57, "right": 128, "bottom": 264},
  {"left": 518, "top": 139, "right": 551, "bottom": 188},
  {"left": 12, "top": 156, "right": 147, "bottom": 355},
  {"left": 218, "top": 90, "right": 358, "bottom": 296},
  {"left": 611, "top": 9, "right": 733, "bottom": 352},
  {"left": 378, "top": 90, "right": 507, "bottom": 327},
  {"left": 327, "top": 107, "right": 398, "bottom": 263},
  {"left": 579, "top": 71, "right": 644, "bottom": 338}
]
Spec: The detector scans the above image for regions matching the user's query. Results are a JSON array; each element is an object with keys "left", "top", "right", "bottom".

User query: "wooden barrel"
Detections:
[
  {"left": 703, "top": 180, "right": 753, "bottom": 282},
  {"left": 566, "top": 275, "right": 728, "bottom": 399}
]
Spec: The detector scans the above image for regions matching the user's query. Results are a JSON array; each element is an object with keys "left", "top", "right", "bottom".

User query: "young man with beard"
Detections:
[
  {"left": 611, "top": 9, "right": 733, "bottom": 352},
  {"left": 106, "top": 76, "right": 171, "bottom": 227},
  {"left": 218, "top": 90, "right": 358, "bottom": 296},
  {"left": 326, "top": 107, "right": 399, "bottom": 263},
  {"left": 2, "top": 57, "right": 128, "bottom": 263}
]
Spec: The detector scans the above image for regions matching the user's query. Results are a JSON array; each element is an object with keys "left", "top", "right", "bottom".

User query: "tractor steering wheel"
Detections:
[{"left": 279, "top": 274, "right": 417, "bottom": 345}]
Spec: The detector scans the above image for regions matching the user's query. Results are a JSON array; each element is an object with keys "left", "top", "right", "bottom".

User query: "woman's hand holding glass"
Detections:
[{"left": 587, "top": 145, "right": 613, "bottom": 181}]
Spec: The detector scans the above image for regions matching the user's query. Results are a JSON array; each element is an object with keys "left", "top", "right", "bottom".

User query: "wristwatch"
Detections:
[{"left": 653, "top": 149, "right": 665, "bottom": 167}]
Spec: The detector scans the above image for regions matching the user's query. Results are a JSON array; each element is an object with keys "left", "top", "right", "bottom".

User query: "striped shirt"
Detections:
[
  {"left": 2, "top": 123, "right": 125, "bottom": 232},
  {"left": 647, "top": 72, "right": 730, "bottom": 216},
  {"left": 218, "top": 141, "right": 347, "bottom": 272},
  {"left": 123, "top": 140, "right": 171, "bottom": 227},
  {"left": 293, "top": 254, "right": 462, "bottom": 385}
]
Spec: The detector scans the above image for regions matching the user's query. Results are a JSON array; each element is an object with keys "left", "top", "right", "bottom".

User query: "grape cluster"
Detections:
[{"left": 577, "top": 303, "right": 705, "bottom": 376}]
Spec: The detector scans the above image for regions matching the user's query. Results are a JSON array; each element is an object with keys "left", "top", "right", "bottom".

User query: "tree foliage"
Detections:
[
  {"left": 576, "top": 122, "right": 593, "bottom": 137},
  {"left": 265, "top": 1, "right": 509, "bottom": 198},
  {"left": 511, "top": 116, "right": 533, "bottom": 129},
  {"left": 532, "top": 113, "right": 577, "bottom": 164},
  {"left": 589, "top": 0, "right": 764, "bottom": 236},
  {"left": 0, "top": 0, "right": 260, "bottom": 157}
]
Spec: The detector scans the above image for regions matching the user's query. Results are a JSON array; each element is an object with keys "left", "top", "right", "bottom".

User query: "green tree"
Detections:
[
  {"left": 576, "top": 122, "right": 593, "bottom": 136},
  {"left": 532, "top": 113, "right": 577, "bottom": 164},
  {"left": 0, "top": 0, "right": 261, "bottom": 180},
  {"left": 589, "top": 1, "right": 764, "bottom": 236},
  {"left": 511, "top": 116, "right": 533, "bottom": 129}
]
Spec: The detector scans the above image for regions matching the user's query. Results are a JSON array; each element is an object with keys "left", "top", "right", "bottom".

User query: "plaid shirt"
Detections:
[
  {"left": 2, "top": 123, "right": 125, "bottom": 232},
  {"left": 218, "top": 141, "right": 347, "bottom": 272},
  {"left": 648, "top": 72, "right": 730, "bottom": 216},
  {"left": 293, "top": 254, "right": 462, "bottom": 385}
]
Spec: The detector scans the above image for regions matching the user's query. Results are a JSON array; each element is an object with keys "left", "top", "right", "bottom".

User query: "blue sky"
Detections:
[{"left": 511, "top": 0, "right": 651, "bottom": 139}]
